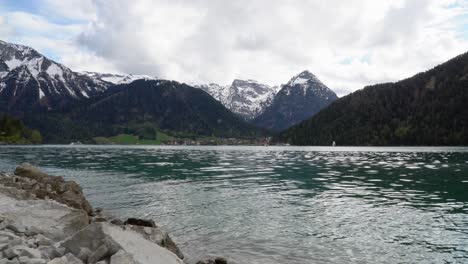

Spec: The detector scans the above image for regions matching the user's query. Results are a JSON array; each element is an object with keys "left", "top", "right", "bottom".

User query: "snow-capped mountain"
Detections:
[
  {"left": 196, "top": 79, "right": 279, "bottom": 120},
  {"left": 82, "top": 71, "right": 158, "bottom": 85},
  {"left": 195, "top": 71, "right": 337, "bottom": 126},
  {"left": 253, "top": 70, "right": 338, "bottom": 131},
  {"left": 0, "top": 40, "right": 110, "bottom": 112}
]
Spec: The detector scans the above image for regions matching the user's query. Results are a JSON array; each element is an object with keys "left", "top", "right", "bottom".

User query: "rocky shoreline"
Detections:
[{"left": 0, "top": 164, "right": 232, "bottom": 264}]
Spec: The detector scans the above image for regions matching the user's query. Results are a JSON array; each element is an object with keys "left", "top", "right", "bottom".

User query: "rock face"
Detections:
[
  {"left": 0, "top": 164, "right": 186, "bottom": 264},
  {"left": 196, "top": 79, "right": 279, "bottom": 121},
  {"left": 225, "top": 79, "right": 279, "bottom": 121}
]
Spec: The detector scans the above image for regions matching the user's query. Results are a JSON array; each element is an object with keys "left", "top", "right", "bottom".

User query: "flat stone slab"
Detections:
[{"left": 0, "top": 191, "right": 88, "bottom": 242}]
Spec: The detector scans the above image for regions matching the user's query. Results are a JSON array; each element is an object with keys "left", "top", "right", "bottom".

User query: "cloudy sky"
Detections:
[{"left": 0, "top": 0, "right": 467, "bottom": 96}]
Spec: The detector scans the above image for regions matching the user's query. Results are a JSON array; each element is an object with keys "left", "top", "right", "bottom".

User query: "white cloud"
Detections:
[
  {"left": 0, "top": 16, "right": 13, "bottom": 39},
  {"left": 5, "top": 11, "right": 82, "bottom": 37},
  {"left": 0, "top": 9, "right": 118, "bottom": 74},
  {"left": 1, "top": 0, "right": 467, "bottom": 96},
  {"left": 40, "top": 0, "right": 97, "bottom": 21}
]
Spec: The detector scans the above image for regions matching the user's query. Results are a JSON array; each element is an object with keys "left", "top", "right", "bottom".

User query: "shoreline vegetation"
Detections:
[
  {"left": 92, "top": 133, "right": 271, "bottom": 146},
  {"left": 0, "top": 115, "right": 269, "bottom": 146},
  {"left": 0, "top": 115, "right": 42, "bottom": 145},
  {"left": 0, "top": 163, "right": 233, "bottom": 264}
]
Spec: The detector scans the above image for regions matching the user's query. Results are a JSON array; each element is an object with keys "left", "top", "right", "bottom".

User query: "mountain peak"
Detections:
[
  {"left": 298, "top": 70, "right": 315, "bottom": 78},
  {"left": 287, "top": 70, "right": 320, "bottom": 87},
  {"left": 254, "top": 71, "right": 338, "bottom": 132}
]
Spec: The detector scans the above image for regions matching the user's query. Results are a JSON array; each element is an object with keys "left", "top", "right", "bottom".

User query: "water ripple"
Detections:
[{"left": 0, "top": 145, "right": 467, "bottom": 263}]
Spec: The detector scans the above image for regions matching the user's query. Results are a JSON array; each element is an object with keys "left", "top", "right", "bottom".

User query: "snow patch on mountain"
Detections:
[
  {"left": 82, "top": 71, "right": 158, "bottom": 85},
  {"left": 290, "top": 76, "right": 308, "bottom": 85},
  {"left": 46, "top": 63, "right": 63, "bottom": 78},
  {"left": 26, "top": 58, "right": 44, "bottom": 77},
  {"left": 4, "top": 57, "right": 24, "bottom": 70},
  {"left": 39, "top": 87, "right": 45, "bottom": 99}
]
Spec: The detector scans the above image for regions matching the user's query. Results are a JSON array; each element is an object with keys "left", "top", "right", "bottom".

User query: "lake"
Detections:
[{"left": 0, "top": 145, "right": 467, "bottom": 263}]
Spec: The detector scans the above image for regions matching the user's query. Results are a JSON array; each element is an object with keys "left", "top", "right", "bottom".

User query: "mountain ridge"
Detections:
[
  {"left": 0, "top": 40, "right": 266, "bottom": 142},
  {"left": 0, "top": 40, "right": 110, "bottom": 113}
]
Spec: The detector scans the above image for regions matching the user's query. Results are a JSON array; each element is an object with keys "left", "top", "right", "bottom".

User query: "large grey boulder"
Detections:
[
  {"left": 59, "top": 223, "right": 118, "bottom": 260},
  {"left": 60, "top": 223, "right": 183, "bottom": 264},
  {"left": 0, "top": 193, "right": 89, "bottom": 242},
  {"left": 122, "top": 225, "right": 184, "bottom": 259},
  {"left": 13, "top": 165, "right": 49, "bottom": 182},
  {"left": 13, "top": 164, "right": 93, "bottom": 215}
]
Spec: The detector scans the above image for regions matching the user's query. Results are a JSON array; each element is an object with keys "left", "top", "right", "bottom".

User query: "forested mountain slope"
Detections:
[{"left": 276, "top": 53, "right": 468, "bottom": 146}]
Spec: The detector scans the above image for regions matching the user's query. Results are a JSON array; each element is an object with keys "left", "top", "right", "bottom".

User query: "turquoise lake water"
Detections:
[{"left": 0, "top": 145, "right": 467, "bottom": 263}]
